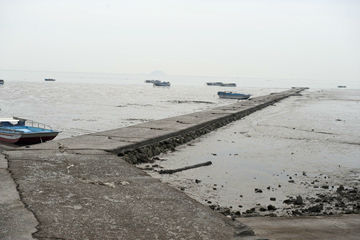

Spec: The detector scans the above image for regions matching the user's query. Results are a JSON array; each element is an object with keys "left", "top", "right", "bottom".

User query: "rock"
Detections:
[
  {"left": 207, "top": 201, "right": 212, "bottom": 204},
  {"left": 267, "top": 186, "right": 270, "bottom": 190},
  {"left": 270, "top": 197, "right": 276, "bottom": 201},
  {"left": 246, "top": 208, "right": 256, "bottom": 214},
  {"left": 307, "top": 204, "right": 323, "bottom": 213},
  {"left": 278, "top": 184, "right": 281, "bottom": 188},
  {"left": 195, "top": 179, "right": 201, "bottom": 184},
  {"left": 288, "top": 180, "right": 295, "bottom": 183},
  {"left": 321, "top": 185, "right": 329, "bottom": 189},
  {"left": 211, "top": 153, "right": 217, "bottom": 156},
  {"left": 219, "top": 207, "right": 231, "bottom": 215},
  {"left": 180, "top": 187, "right": 185, "bottom": 191},
  {"left": 295, "top": 195, "right": 303, "bottom": 205},
  {"left": 234, "top": 211, "right": 241, "bottom": 216},
  {"left": 213, "top": 187, "right": 217, "bottom": 190},
  {"left": 267, "top": 205, "right": 276, "bottom": 211},
  {"left": 259, "top": 207, "right": 267, "bottom": 212},
  {"left": 255, "top": 188, "right": 263, "bottom": 193},
  {"left": 337, "top": 185, "right": 345, "bottom": 192},
  {"left": 238, "top": 205, "right": 243, "bottom": 208},
  {"left": 283, "top": 198, "right": 293, "bottom": 204}
]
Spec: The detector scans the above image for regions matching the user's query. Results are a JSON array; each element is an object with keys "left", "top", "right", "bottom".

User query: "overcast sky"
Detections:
[{"left": 1, "top": 0, "right": 359, "bottom": 83}]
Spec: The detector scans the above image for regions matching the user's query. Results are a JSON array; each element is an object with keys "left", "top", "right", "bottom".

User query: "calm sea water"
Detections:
[{"left": 0, "top": 79, "right": 283, "bottom": 139}]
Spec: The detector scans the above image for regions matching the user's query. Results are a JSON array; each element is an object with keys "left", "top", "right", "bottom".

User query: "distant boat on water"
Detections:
[
  {"left": 44, "top": 78, "right": 56, "bottom": 82},
  {"left": 217, "top": 91, "right": 251, "bottom": 100},
  {"left": 337, "top": 85, "right": 347, "bottom": 88},
  {"left": 153, "top": 81, "right": 170, "bottom": 87},
  {"left": 0, "top": 79, "right": 4, "bottom": 85},
  {"left": 0, "top": 117, "right": 59, "bottom": 145},
  {"left": 145, "top": 80, "right": 161, "bottom": 84},
  {"left": 206, "top": 82, "right": 223, "bottom": 86},
  {"left": 207, "top": 82, "right": 236, "bottom": 87}
]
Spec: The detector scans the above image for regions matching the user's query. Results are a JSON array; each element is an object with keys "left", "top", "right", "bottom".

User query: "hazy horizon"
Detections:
[{"left": 1, "top": 0, "right": 359, "bottom": 87}]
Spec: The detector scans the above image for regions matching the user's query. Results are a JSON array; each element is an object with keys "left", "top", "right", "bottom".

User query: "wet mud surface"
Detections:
[{"left": 139, "top": 89, "right": 360, "bottom": 218}]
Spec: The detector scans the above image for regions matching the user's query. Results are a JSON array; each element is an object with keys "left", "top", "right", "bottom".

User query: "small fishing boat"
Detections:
[
  {"left": 221, "top": 83, "right": 236, "bottom": 87},
  {"left": 153, "top": 81, "right": 170, "bottom": 87},
  {"left": 145, "top": 80, "right": 161, "bottom": 84},
  {"left": 206, "top": 82, "right": 223, "bottom": 86},
  {"left": 0, "top": 79, "right": 4, "bottom": 85},
  {"left": 44, "top": 78, "right": 56, "bottom": 81},
  {"left": 206, "top": 82, "right": 236, "bottom": 87},
  {"left": 217, "top": 91, "right": 251, "bottom": 100},
  {"left": 0, "top": 117, "right": 59, "bottom": 144}
]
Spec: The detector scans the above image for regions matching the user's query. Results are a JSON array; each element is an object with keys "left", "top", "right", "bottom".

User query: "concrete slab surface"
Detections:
[{"left": 7, "top": 150, "right": 254, "bottom": 240}]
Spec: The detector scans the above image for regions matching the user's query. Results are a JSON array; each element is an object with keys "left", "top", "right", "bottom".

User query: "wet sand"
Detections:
[{"left": 140, "top": 89, "right": 360, "bottom": 217}]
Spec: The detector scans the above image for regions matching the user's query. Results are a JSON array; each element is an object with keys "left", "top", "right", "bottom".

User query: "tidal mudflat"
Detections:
[{"left": 140, "top": 89, "right": 360, "bottom": 217}]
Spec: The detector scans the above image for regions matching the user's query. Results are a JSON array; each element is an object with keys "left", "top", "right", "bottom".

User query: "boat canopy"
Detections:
[{"left": 0, "top": 118, "right": 20, "bottom": 124}]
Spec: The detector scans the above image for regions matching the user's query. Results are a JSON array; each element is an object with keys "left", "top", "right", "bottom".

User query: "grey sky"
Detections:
[{"left": 1, "top": 0, "right": 359, "bottom": 83}]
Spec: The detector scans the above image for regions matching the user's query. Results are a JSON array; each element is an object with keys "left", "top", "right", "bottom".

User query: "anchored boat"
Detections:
[
  {"left": 217, "top": 91, "right": 251, "bottom": 100},
  {"left": 0, "top": 117, "right": 59, "bottom": 144},
  {"left": 153, "top": 81, "right": 170, "bottom": 87}
]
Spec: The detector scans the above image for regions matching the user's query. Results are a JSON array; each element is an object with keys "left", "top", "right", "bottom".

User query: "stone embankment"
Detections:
[{"left": 1, "top": 88, "right": 305, "bottom": 240}]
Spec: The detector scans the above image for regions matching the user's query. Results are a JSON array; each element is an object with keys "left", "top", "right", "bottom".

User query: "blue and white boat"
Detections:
[
  {"left": 217, "top": 91, "right": 251, "bottom": 100},
  {"left": 153, "top": 81, "right": 170, "bottom": 87},
  {"left": 0, "top": 117, "right": 59, "bottom": 145},
  {"left": 0, "top": 79, "right": 4, "bottom": 85}
]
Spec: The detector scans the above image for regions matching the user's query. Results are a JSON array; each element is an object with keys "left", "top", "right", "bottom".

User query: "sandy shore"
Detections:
[{"left": 140, "top": 89, "right": 360, "bottom": 217}]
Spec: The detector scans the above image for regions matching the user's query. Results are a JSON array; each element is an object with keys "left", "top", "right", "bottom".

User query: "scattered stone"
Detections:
[
  {"left": 211, "top": 153, "right": 217, "bottom": 156},
  {"left": 195, "top": 179, "right": 201, "bottom": 184},
  {"left": 294, "top": 195, "right": 303, "bottom": 205},
  {"left": 267, "top": 205, "right": 276, "bottom": 211},
  {"left": 288, "top": 180, "right": 295, "bottom": 183},
  {"left": 254, "top": 188, "right": 263, "bottom": 193},
  {"left": 266, "top": 186, "right": 270, "bottom": 190},
  {"left": 306, "top": 204, "right": 323, "bottom": 213},
  {"left": 337, "top": 185, "right": 345, "bottom": 192},
  {"left": 321, "top": 185, "right": 329, "bottom": 189},
  {"left": 270, "top": 197, "right": 276, "bottom": 201},
  {"left": 259, "top": 207, "right": 267, "bottom": 212}
]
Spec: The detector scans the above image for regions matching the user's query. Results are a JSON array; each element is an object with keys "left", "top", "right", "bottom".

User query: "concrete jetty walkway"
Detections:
[{"left": 1, "top": 88, "right": 305, "bottom": 240}]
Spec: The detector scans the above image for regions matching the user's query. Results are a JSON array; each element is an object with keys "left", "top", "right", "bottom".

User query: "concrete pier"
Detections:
[{"left": 1, "top": 88, "right": 305, "bottom": 240}]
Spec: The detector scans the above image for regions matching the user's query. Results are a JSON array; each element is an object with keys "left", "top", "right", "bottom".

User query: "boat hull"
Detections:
[
  {"left": 0, "top": 133, "right": 22, "bottom": 143},
  {"left": 217, "top": 91, "right": 251, "bottom": 100},
  {"left": 0, "top": 132, "right": 59, "bottom": 145}
]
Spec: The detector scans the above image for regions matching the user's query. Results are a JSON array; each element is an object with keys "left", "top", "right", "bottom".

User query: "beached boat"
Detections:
[
  {"left": 0, "top": 117, "right": 59, "bottom": 144},
  {"left": 217, "top": 91, "right": 251, "bottom": 100},
  {"left": 0, "top": 79, "right": 4, "bottom": 85},
  {"left": 153, "top": 81, "right": 170, "bottom": 87},
  {"left": 44, "top": 78, "right": 56, "bottom": 82}
]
